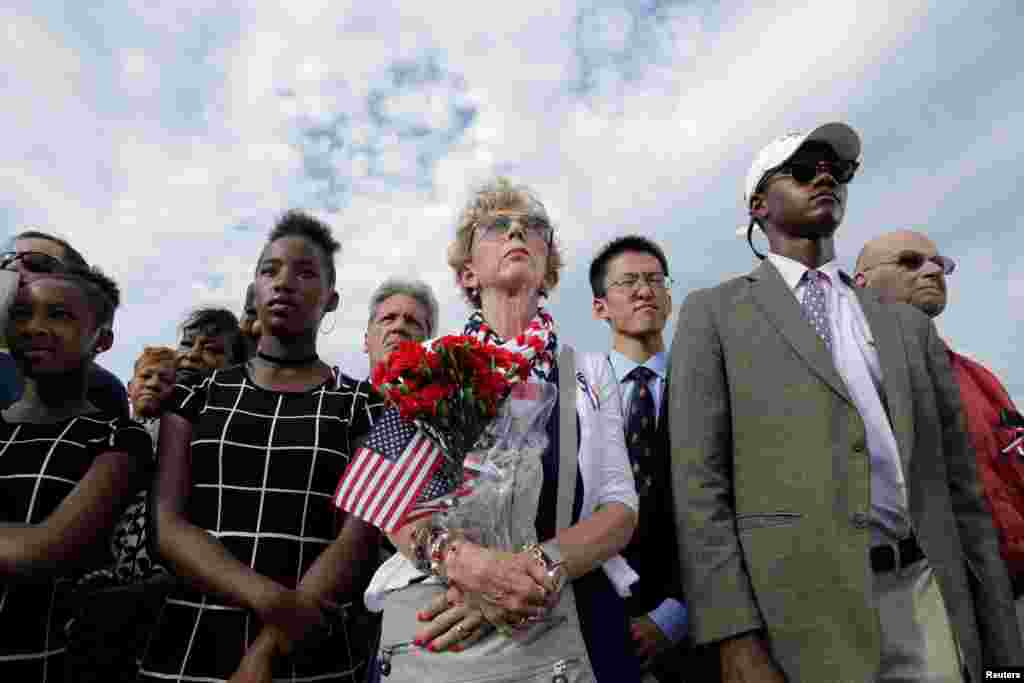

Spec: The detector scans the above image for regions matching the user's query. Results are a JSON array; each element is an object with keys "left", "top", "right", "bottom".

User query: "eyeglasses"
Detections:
[
  {"left": 471, "top": 214, "right": 553, "bottom": 249},
  {"left": 863, "top": 251, "right": 956, "bottom": 275},
  {"left": 0, "top": 251, "right": 66, "bottom": 273},
  {"left": 764, "top": 159, "right": 860, "bottom": 187},
  {"left": 606, "top": 272, "right": 674, "bottom": 292}
]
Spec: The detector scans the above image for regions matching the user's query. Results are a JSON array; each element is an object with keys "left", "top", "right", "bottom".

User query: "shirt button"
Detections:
[
  {"left": 852, "top": 512, "right": 870, "bottom": 529},
  {"left": 853, "top": 441, "right": 866, "bottom": 453}
]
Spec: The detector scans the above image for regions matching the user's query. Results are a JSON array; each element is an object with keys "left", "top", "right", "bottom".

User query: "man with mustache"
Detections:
[
  {"left": 670, "top": 122, "right": 1020, "bottom": 682},
  {"left": 856, "top": 230, "right": 1024, "bottom": 639},
  {"left": 590, "top": 235, "right": 689, "bottom": 682},
  {"left": 364, "top": 278, "right": 437, "bottom": 374}
]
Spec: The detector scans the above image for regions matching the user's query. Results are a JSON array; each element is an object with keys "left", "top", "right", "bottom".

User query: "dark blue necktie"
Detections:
[{"left": 625, "top": 365, "right": 657, "bottom": 497}]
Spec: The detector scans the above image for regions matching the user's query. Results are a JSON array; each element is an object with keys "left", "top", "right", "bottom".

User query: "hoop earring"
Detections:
[{"left": 320, "top": 312, "right": 337, "bottom": 335}]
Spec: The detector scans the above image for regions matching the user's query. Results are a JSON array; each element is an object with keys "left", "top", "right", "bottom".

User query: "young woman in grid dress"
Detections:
[
  {"left": 138, "top": 214, "right": 384, "bottom": 683},
  {"left": 0, "top": 268, "right": 151, "bottom": 682}
]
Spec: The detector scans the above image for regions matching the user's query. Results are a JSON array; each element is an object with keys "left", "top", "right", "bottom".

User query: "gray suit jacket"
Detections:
[{"left": 669, "top": 260, "right": 1020, "bottom": 682}]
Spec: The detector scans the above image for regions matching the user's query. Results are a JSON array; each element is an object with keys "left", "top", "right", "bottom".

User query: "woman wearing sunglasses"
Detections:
[{"left": 346, "top": 178, "right": 640, "bottom": 683}]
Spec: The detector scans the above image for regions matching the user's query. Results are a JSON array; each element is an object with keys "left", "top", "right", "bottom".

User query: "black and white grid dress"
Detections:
[
  {"left": 138, "top": 365, "right": 383, "bottom": 683},
  {"left": 0, "top": 412, "right": 151, "bottom": 682}
]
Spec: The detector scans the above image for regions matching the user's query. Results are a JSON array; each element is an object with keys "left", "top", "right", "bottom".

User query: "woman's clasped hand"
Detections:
[{"left": 414, "top": 540, "right": 564, "bottom": 650}]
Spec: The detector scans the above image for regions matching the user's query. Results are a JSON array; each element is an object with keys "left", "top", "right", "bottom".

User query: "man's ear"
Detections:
[
  {"left": 363, "top": 331, "right": 369, "bottom": 354},
  {"left": 325, "top": 290, "right": 339, "bottom": 313},
  {"left": 750, "top": 194, "right": 768, "bottom": 223},
  {"left": 592, "top": 297, "right": 609, "bottom": 322},
  {"left": 853, "top": 272, "right": 868, "bottom": 289},
  {"left": 94, "top": 328, "right": 114, "bottom": 355}
]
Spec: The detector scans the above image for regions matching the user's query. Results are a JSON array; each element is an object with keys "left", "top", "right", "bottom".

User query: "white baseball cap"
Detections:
[
  {"left": 736, "top": 122, "right": 862, "bottom": 237},
  {"left": 743, "top": 122, "right": 862, "bottom": 206}
]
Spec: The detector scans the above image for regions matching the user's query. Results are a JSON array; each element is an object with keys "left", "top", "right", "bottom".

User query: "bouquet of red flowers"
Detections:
[
  {"left": 372, "top": 335, "right": 530, "bottom": 467},
  {"left": 335, "top": 333, "right": 553, "bottom": 544}
]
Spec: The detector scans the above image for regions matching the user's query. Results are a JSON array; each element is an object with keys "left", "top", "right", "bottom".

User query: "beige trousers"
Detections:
[{"left": 873, "top": 558, "right": 962, "bottom": 683}]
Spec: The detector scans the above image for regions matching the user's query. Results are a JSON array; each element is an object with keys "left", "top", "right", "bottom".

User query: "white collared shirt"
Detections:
[
  {"left": 607, "top": 349, "right": 668, "bottom": 424},
  {"left": 604, "top": 349, "right": 688, "bottom": 642},
  {"left": 767, "top": 253, "right": 911, "bottom": 543}
]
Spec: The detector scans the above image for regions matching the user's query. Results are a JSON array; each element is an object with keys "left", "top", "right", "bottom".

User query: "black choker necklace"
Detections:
[{"left": 256, "top": 351, "right": 319, "bottom": 367}]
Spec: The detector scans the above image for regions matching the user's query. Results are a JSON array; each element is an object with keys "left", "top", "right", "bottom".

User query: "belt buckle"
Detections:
[
  {"left": 872, "top": 540, "right": 898, "bottom": 573},
  {"left": 880, "top": 540, "right": 897, "bottom": 573},
  {"left": 891, "top": 539, "right": 903, "bottom": 569}
]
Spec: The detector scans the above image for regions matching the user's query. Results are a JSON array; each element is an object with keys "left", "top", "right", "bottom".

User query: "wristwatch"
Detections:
[{"left": 531, "top": 541, "right": 568, "bottom": 594}]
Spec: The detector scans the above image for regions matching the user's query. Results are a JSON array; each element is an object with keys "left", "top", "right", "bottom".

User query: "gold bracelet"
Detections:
[{"left": 409, "top": 525, "right": 432, "bottom": 574}]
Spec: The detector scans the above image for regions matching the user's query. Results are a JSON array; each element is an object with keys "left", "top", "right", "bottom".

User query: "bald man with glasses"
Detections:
[{"left": 857, "top": 229, "right": 1024, "bottom": 641}]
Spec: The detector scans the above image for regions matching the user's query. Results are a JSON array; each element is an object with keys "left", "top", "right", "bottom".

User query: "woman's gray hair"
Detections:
[
  {"left": 367, "top": 278, "right": 439, "bottom": 337},
  {"left": 446, "top": 177, "right": 564, "bottom": 308}
]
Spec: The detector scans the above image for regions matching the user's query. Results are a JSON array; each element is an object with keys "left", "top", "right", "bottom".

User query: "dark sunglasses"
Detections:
[
  {"left": 766, "top": 159, "right": 860, "bottom": 186},
  {"left": 866, "top": 250, "right": 956, "bottom": 275},
  {"left": 0, "top": 251, "right": 66, "bottom": 274}
]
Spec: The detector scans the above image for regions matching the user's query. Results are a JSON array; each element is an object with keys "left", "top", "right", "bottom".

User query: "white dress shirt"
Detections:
[
  {"left": 607, "top": 349, "right": 668, "bottom": 424},
  {"left": 767, "top": 253, "right": 911, "bottom": 544},
  {"left": 606, "top": 349, "right": 688, "bottom": 643}
]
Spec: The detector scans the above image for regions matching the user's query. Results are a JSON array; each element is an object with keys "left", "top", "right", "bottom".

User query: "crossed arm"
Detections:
[
  {"left": 1, "top": 449, "right": 140, "bottom": 580},
  {"left": 155, "top": 413, "right": 382, "bottom": 676}
]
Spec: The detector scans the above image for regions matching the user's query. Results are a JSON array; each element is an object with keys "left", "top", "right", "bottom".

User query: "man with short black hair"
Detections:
[
  {"left": 591, "top": 235, "right": 688, "bottom": 682},
  {"left": 671, "top": 122, "right": 1020, "bottom": 682}
]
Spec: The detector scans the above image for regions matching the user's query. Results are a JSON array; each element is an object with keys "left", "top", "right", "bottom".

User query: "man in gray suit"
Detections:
[{"left": 669, "top": 122, "right": 1020, "bottom": 682}]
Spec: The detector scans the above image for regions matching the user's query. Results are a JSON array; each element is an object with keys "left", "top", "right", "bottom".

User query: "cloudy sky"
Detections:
[{"left": 3, "top": 0, "right": 1021, "bottom": 399}]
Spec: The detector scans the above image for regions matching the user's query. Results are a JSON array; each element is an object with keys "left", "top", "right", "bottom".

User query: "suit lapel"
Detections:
[
  {"left": 748, "top": 260, "right": 852, "bottom": 404},
  {"left": 853, "top": 285, "right": 916, "bottom": 474}
]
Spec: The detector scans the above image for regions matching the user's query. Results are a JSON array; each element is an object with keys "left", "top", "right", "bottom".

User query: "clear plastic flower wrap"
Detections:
[{"left": 419, "top": 382, "right": 557, "bottom": 552}]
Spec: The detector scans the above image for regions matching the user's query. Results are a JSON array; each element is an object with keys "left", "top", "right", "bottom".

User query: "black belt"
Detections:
[{"left": 870, "top": 534, "right": 924, "bottom": 573}]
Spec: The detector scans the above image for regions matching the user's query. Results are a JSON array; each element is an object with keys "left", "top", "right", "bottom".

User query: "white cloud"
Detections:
[{"left": 8, "top": 0, "right": 1023, "bottom": 408}]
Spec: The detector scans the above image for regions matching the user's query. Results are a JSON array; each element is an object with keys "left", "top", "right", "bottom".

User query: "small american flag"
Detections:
[{"left": 334, "top": 408, "right": 444, "bottom": 532}]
